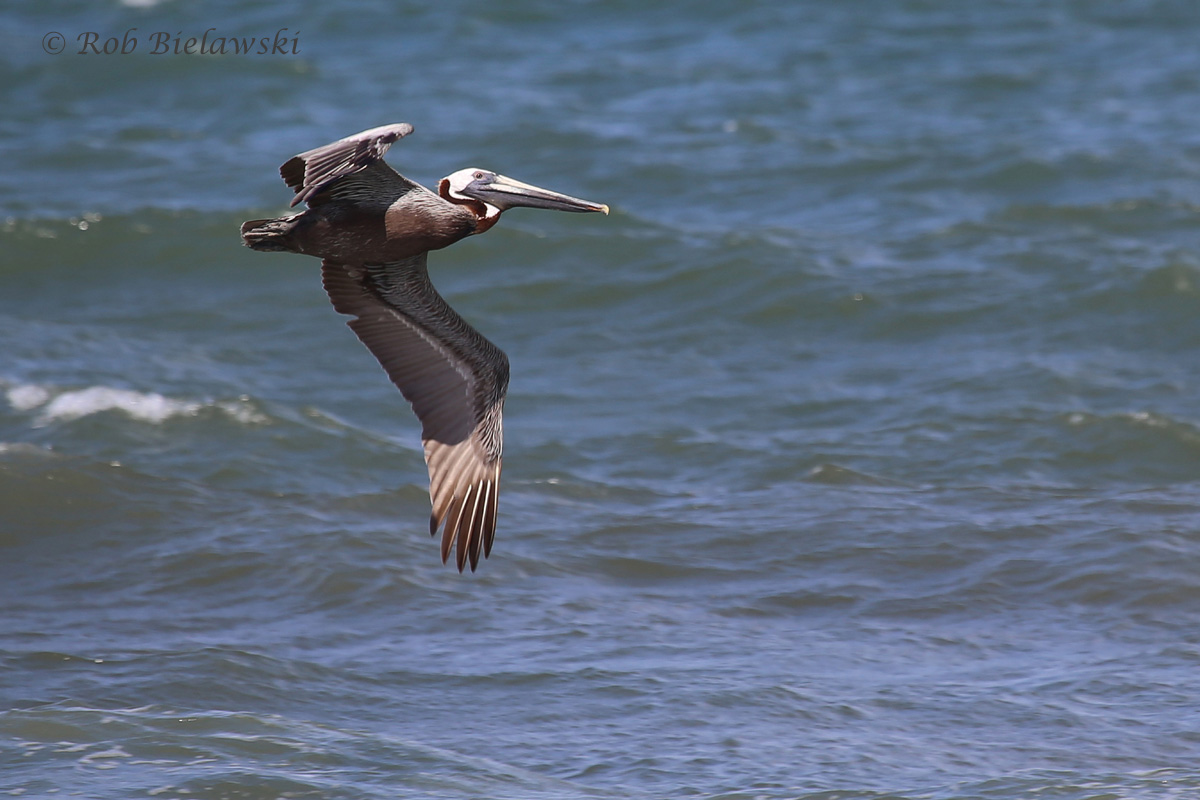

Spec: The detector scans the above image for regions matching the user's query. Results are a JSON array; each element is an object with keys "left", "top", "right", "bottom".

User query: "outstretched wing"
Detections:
[
  {"left": 321, "top": 255, "right": 509, "bottom": 572},
  {"left": 281, "top": 123, "right": 418, "bottom": 208}
]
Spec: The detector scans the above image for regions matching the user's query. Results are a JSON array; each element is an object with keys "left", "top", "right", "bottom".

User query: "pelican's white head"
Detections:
[{"left": 440, "top": 167, "right": 608, "bottom": 230}]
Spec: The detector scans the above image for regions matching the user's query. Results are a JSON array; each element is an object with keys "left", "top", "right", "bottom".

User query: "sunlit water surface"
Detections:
[{"left": 3, "top": 2, "right": 1200, "bottom": 798}]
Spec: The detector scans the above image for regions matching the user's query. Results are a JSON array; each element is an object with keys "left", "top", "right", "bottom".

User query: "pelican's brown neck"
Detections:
[{"left": 439, "top": 179, "right": 502, "bottom": 234}]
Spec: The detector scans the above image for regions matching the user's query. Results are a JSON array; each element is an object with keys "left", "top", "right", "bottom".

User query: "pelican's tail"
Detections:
[{"left": 240, "top": 214, "right": 302, "bottom": 252}]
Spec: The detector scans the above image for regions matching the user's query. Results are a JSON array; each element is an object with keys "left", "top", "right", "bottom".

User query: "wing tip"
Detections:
[
  {"left": 388, "top": 121, "right": 415, "bottom": 140},
  {"left": 429, "top": 476, "right": 498, "bottom": 574}
]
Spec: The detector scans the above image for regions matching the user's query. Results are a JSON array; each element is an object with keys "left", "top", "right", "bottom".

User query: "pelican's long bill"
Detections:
[{"left": 461, "top": 172, "right": 610, "bottom": 215}]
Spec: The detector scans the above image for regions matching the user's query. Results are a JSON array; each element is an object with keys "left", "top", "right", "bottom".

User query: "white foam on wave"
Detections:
[
  {"left": 3, "top": 382, "right": 269, "bottom": 427},
  {"left": 41, "top": 386, "right": 198, "bottom": 424},
  {"left": 7, "top": 384, "right": 51, "bottom": 411}
]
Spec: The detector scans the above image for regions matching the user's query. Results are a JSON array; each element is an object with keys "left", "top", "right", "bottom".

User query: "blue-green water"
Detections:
[{"left": 4, "top": 2, "right": 1200, "bottom": 798}]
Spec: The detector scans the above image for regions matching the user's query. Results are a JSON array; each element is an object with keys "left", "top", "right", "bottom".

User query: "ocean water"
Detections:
[{"left": 4, "top": 1, "right": 1200, "bottom": 798}]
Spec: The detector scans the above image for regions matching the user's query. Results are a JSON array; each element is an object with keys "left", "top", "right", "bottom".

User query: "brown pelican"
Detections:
[{"left": 240, "top": 123, "right": 607, "bottom": 571}]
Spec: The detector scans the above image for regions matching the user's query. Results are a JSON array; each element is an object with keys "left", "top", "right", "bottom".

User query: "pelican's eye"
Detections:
[{"left": 473, "top": 171, "right": 486, "bottom": 180}]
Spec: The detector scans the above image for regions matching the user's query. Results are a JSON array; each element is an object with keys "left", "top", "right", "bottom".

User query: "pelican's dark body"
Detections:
[
  {"left": 240, "top": 123, "right": 607, "bottom": 571},
  {"left": 242, "top": 134, "right": 482, "bottom": 263},
  {"left": 243, "top": 182, "right": 482, "bottom": 262}
]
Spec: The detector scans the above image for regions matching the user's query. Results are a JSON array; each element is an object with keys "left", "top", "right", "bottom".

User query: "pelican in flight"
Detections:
[{"left": 240, "top": 123, "right": 607, "bottom": 571}]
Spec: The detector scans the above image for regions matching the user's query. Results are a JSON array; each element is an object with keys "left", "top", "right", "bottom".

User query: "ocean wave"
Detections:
[
  {"left": 0, "top": 700, "right": 608, "bottom": 800},
  {"left": 2, "top": 381, "right": 268, "bottom": 427}
]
